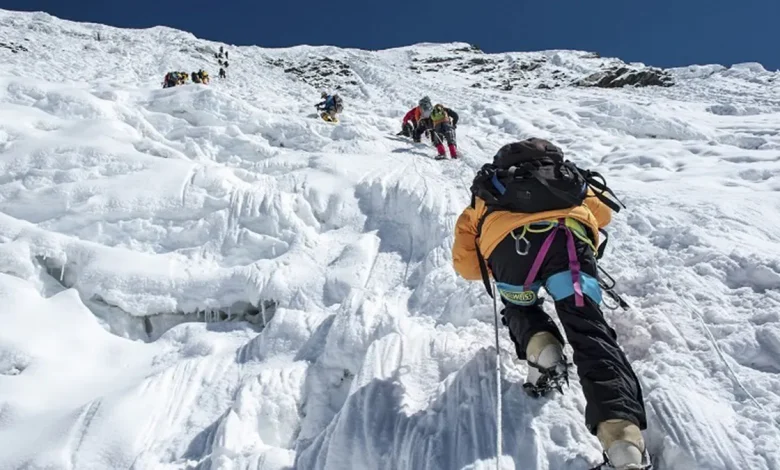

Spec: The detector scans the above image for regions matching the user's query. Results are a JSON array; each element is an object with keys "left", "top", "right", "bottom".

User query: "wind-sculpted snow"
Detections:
[{"left": 0, "top": 8, "right": 779, "bottom": 470}]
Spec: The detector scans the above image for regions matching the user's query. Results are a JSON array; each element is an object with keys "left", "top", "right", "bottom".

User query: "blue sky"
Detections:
[{"left": 2, "top": 0, "right": 778, "bottom": 70}]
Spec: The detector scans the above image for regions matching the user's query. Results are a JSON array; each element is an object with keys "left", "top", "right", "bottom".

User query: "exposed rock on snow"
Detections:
[
  {"left": 576, "top": 66, "right": 674, "bottom": 88},
  {"left": 269, "top": 56, "right": 358, "bottom": 90}
]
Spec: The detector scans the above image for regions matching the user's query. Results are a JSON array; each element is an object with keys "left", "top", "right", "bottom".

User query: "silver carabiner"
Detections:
[
  {"left": 510, "top": 229, "right": 531, "bottom": 256},
  {"left": 601, "top": 291, "right": 620, "bottom": 310}
]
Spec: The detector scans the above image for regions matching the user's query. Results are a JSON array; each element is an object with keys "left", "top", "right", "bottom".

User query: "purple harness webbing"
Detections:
[{"left": 522, "top": 218, "right": 585, "bottom": 307}]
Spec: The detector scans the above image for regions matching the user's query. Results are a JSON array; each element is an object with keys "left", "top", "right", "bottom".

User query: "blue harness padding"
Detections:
[
  {"left": 546, "top": 271, "right": 602, "bottom": 304},
  {"left": 495, "top": 271, "right": 602, "bottom": 306}
]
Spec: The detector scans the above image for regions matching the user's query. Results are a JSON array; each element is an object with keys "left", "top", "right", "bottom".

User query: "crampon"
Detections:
[{"left": 522, "top": 358, "right": 571, "bottom": 398}]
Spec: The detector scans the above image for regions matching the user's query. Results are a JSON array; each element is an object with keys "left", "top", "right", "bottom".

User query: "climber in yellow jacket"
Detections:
[{"left": 452, "top": 138, "right": 650, "bottom": 470}]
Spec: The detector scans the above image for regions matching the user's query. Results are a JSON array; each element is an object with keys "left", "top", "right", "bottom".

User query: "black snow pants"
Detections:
[
  {"left": 413, "top": 118, "right": 433, "bottom": 143},
  {"left": 431, "top": 121, "right": 456, "bottom": 146},
  {"left": 488, "top": 225, "right": 647, "bottom": 434},
  {"left": 400, "top": 121, "right": 415, "bottom": 138}
]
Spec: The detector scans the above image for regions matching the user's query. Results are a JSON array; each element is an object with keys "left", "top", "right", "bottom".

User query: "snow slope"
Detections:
[{"left": 0, "top": 9, "right": 779, "bottom": 470}]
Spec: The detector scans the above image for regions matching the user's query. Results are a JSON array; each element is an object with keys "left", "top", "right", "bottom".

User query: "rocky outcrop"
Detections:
[
  {"left": 268, "top": 56, "right": 357, "bottom": 90},
  {"left": 576, "top": 66, "right": 674, "bottom": 88},
  {"left": 0, "top": 41, "right": 28, "bottom": 53}
]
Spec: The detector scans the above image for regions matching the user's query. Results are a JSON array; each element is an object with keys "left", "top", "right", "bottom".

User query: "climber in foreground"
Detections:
[
  {"left": 452, "top": 138, "right": 650, "bottom": 470},
  {"left": 315, "top": 92, "right": 343, "bottom": 122}
]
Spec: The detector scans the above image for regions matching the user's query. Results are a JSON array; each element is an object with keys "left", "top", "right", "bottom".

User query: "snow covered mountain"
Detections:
[{"left": 0, "top": 8, "right": 779, "bottom": 470}]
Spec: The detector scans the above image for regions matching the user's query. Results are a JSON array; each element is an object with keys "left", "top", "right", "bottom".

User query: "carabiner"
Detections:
[
  {"left": 601, "top": 290, "right": 620, "bottom": 310},
  {"left": 510, "top": 227, "right": 531, "bottom": 256}
]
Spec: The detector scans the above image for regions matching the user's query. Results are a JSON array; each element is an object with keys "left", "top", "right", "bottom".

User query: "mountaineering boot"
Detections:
[
  {"left": 435, "top": 144, "right": 447, "bottom": 159},
  {"left": 523, "top": 331, "right": 569, "bottom": 397},
  {"left": 597, "top": 419, "right": 651, "bottom": 469},
  {"left": 449, "top": 144, "right": 458, "bottom": 158}
]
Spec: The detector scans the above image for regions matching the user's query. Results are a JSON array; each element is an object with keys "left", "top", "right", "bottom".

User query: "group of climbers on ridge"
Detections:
[
  {"left": 215, "top": 46, "right": 229, "bottom": 79},
  {"left": 399, "top": 96, "right": 459, "bottom": 159},
  {"left": 311, "top": 91, "right": 460, "bottom": 159},
  {"left": 162, "top": 46, "right": 231, "bottom": 88},
  {"left": 163, "top": 69, "right": 210, "bottom": 88}
]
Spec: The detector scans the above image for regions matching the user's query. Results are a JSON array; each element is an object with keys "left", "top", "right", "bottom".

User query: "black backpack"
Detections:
[
  {"left": 333, "top": 94, "right": 344, "bottom": 112},
  {"left": 470, "top": 138, "right": 625, "bottom": 295}
]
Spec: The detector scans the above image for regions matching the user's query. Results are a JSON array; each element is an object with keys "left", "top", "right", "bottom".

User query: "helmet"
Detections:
[
  {"left": 419, "top": 96, "right": 433, "bottom": 117},
  {"left": 321, "top": 91, "right": 328, "bottom": 98}
]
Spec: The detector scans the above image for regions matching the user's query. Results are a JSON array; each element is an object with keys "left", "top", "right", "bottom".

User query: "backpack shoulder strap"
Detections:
[
  {"left": 581, "top": 169, "right": 625, "bottom": 212},
  {"left": 596, "top": 228, "right": 609, "bottom": 259},
  {"left": 474, "top": 205, "right": 496, "bottom": 297}
]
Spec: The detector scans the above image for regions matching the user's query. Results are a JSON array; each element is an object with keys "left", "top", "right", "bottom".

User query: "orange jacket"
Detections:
[
  {"left": 403, "top": 106, "right": 421, "bottom": 124},
  {"left": 452, "top": 190, "right": 612, "bottom": 281}
]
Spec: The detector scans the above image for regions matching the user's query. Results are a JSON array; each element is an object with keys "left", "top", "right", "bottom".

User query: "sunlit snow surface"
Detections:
[{"left": 0, "top": 9, "right": 779, "bottom": 470}]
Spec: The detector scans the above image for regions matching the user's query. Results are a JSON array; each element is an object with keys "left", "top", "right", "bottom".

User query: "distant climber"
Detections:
[
  {"left": 191, "top": 71, "right": 201, "bottom": 84},
  {"left": 452, "top": 138, "right": 650, "bottom": 470},
  {"left": 219, "top": 67, "right": 226, "bottom": 79},
  {"left": 225, "top": 50, "right": 229, "bottom": 60},
  {"left": 429, "top": 103, "right": 459, "bottom": 159},
  {"left": 399, "top": 97, "right": 459, "bottom": 158},
  {"left": 163, "top": 71, "right": 188, "bottom": 88},
  {"left": 199, "top": 69, "right": 210, "bottom": 84},
  {"left": 163, "top": 72, "right": 177, "bottom": 88},
  {"left": 315, "top": 92, "right": 343, "bottom": 122},
  {"left": 223, "top": 61, "right": 229, "bottom": 69},
  {"left": 399, "top": 96, "right": 434, "bottom": 142}
]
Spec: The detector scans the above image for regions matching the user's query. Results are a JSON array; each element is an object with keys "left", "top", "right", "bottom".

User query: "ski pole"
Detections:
[{"left": 491, "top": 280, "right": 503, "bottom": 469}]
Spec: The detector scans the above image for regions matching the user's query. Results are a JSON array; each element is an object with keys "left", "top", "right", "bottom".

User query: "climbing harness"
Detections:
[{"left": 521, "top": 218, "right": 587, "bottom": 307}]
